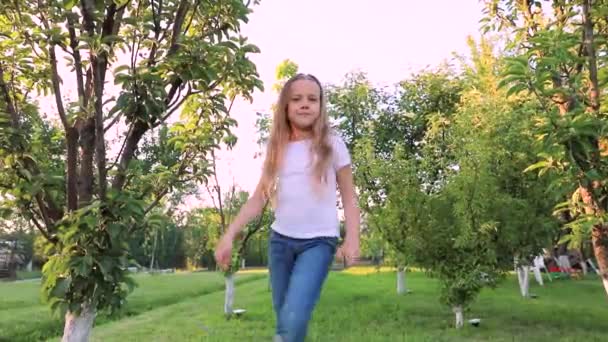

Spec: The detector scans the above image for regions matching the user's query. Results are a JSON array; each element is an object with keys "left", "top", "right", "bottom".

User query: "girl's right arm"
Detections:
[
  {"left": 215, "top": 179, "right": 267, "bottom": 270},
  {"left": 222, "top": 179, "right": 267, "bottom": 241}
]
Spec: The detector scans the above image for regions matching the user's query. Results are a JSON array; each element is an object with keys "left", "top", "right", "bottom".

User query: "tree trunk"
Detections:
[
  {"left": 587, "top": 258, "right": 599, "bottom": 274},
  {"left": 591, "top": 225, "right": 608, "bottom": 294},
  {"left": 224, "top": 273, "right": 235, "bottom": 315},
  {"left": 516, "top": 266, "right": 530, "bottom": 298},
  {"left": 579, "top": 186, "right": 608, "bottom": 295},
  {"left": 453, "top": 305, "right": 464, "bottom": 329},
  {"left": 532, "top": 265, "right": 543, "bottom": 286},
  {"left": 397, "top": 266, "right": 407, "bottom": 295},
  {"left": 111, "top": 121, "right": 148, "bottom": 190},
  {"left": 580, "top": 260, "right": 588, "bottom": 275},
  {"left": 581, "top": 0, "right": 608, "bottom": 297},
  {"left": 149, "top": 229, "right": 158, "bottom": 271},
  {"left": 78, "top": 118, "right": 95, "bottom": 205},
  {"left": 65, "top": 127, "right": 79, "bottom": 211},
  {"left": 62, "top": 304, "right": 96, "bottom": 342}
]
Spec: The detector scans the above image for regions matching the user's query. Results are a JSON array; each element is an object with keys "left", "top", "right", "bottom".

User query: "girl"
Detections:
[{"left": 214, "top": 73, "right": 360, "bottom": 342}]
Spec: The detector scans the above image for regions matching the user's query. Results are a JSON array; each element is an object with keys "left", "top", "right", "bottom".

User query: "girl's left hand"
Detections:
[{"left": 337, "top": 235, "right": 360, "bottom": 267}]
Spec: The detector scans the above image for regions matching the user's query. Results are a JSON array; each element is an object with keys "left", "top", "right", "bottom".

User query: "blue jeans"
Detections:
[{"left": 268, "top": 230, "right": 338, "bottom": 342}]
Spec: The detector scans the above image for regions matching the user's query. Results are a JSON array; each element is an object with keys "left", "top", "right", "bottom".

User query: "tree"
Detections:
[
  {"left": 0, "top": 1, "right": 262, "bottom": 340},
  {"left": 324, "top": 68, "right": 462, "bottom": 291},
  {"left": 454, "top": 36, "right": 560, "bottom": 297},
  {"left": 354, "top": 140, "right": 422, "bottom": 294},
  {"left": 254, "top": 58, "right": 299, "bottom": 150},
  {"left": 205, "top": 161, "right": 268, "bottom": 316},
  {"left": 483, "top": 0, "right": 608, "bottom": 295},
  {"left": 326, "top": 71, "right": 383, "bottom": 151},
  {"left": 126, "top": 125, "right": 193, "bottom": 271}
]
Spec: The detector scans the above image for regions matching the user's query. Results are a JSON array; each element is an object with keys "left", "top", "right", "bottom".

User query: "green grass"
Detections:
[
  {"left": 2, "top": 270, "right": 607, "bottom": 342},
  {"left": 15, "top": 270, "right": 42, "bottom": 280},
  {"left": 66, "top": 271, "right": 608, "bottom": 341},
  {"left": 0, "top": 271, "right": 263, "bottom": 342}
]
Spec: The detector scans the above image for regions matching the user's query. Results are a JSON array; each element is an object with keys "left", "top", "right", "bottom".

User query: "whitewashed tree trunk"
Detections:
[
  {"left": 580, "top": 261, "right": 588, "bottom": 275},
  {"left": 587, "top": 258, "right": 599, "bottom": 274},
  {"left": 516, "top": 266, "right": 530, "bottom": 298},
  {"left": 397, "top": 266, "right": 407, "bottom": 295},
  {"left": 453, "top": 305, "right": 464, "bottom": 329},
  {"left": 558, "top": 255, "right": 572, "bottom": 272},
  {"left": 532, "top": 265, "right": 543, "bottom": 286},
  {"left": 224, "top": 274, "right": 235, "bottom": 315},
  {"left": 26, "top": 260, "right": 32, "bottom": 272},
  {"left": 62, "top": 304, "right": 96, "bottom": 342},
  {"left": 149, "top": 228, "right": 158, "bottom": 271}
]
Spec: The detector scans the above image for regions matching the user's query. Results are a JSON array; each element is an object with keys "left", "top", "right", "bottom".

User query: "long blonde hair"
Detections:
[{"left": 260, "top": 73, "right": 333, "bottom": 201}]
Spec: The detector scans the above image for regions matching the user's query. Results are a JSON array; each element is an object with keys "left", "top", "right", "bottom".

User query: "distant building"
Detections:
[{"left": 0, "top": 240, "right": 24, "bottom": 279}]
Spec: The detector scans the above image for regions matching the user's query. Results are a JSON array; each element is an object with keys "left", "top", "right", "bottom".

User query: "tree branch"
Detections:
[
  {"left": 237, "top": 202, "right": 269, "bottom": 256},
  {"left": 143, "top": 152, "right": 195, "bottom": 215},
  {"left": 157, "top": 85, "right": 191, "bottom": 126},
  {"left": 143, "top": 189, "right": 170, "bottom": 216},
  {"left": 103, "top": 113, "right": 123, "bottom": 133},
  {"left": 66, "top": 12, "right": 87, "bottom": 108},
  {"left": 106, "top": 124, "right": 132, "bottom": 172},
  {"left": 582, "top": 0, "right": 600, "bottom": 112},
  {"left": 93, "top": 1, "right": 127, "bottom": 201},
  {"left": 168, "top": 0, "right": 190, "bottom": 57},
  {"left": 0, "top": 65, "right": 19, "bottom": 128},
  {"left": 80, "top": 0, "right": 96, "bottom": 35},
  {"left": 111, "top": 0, "right": 193, "bottom": 191},
  {"left": 167, "top": 83, "right": 186, "bottom": 109},
  {"left": 147, "top": 0, "right": 163, "bottom": 66},
  {"left": 63, "top": 14, "right": 84, "bottom": 212},
  {"left": 28, "top": 210, "right": 58, "bottom": 244},
  {"left": 34, "top": 2, "right": 69, "bottom": 130},
  {"left": 111, "top": 120, "right": 148, "bottom": 190},
  {"left": 183, "top": 0, "right": 203, "bottom": 35},
  {"left": 34, "top": 194, "right": 53, "bottom": 232},
  {"left": 48, "top": 46, "right": 69, "bottom": 129}
]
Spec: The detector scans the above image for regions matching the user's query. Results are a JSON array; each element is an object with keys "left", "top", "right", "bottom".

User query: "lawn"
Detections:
[
  {"left": 0, "top": 271, "right": 264, "bottom": 342},
  {"left": 82, "top": 270, "right": 608, "bottom": 342},
  {"left": 2, "top": 269, "right": 607, "bottom": 342}
]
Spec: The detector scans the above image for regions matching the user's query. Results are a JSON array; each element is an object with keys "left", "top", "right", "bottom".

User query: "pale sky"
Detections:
[{"left": 209, "top": 0, "right": 484, "bottom": 202}]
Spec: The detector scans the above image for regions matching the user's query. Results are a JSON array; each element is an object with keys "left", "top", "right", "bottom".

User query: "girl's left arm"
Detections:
[{"left": 337, "top": 164, "right": 360, "bottom": 261}]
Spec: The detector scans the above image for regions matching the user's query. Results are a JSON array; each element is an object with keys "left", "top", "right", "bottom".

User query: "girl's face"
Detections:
[{"left": 286, "top": 79, "right": 321, "bottom": 134}]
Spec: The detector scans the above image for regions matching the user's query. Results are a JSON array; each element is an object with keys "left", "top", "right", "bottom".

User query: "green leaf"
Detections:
[
  {"left": 523, "top": 160, "right": 549, "bottom": 173},
  {"left": 113, "top": 65, "right": 131, "bottom": 75},
  {"left": 557, "top": 234, "right": 572, "bottom": 245},
  {"left": 48, "top": 297, "right": 67, "bottom": 315},
  {"left": 242, "top": 44, "right": 261, "bottom": 54},
  {"left": 97, "top": 257, "right": 115, "bottom": 279},
  {"left": 497, "top": 75, "right": 525, "bottom": 90},
  {"left": 123, "top": 276, "right": 138, "bottom": 293},
  {"left": 62, "top": 0, "right": 78, "bottom": 10},
  {"left": 51, "top": 277, "right": 71, "bottom": 298},
  {"left": 585, "top": 169, "right": 601, "bottom": 182},
  {"left": 0, "top": 207, "right": 13, "bottom": 219},
  {"left": 506, "top": 83, "right": 528, "bottom": 97}
]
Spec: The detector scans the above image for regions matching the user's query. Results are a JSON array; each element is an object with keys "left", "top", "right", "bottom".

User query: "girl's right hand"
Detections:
[{"left": 214, "top": 234, "right": 233, "bottom": 271}]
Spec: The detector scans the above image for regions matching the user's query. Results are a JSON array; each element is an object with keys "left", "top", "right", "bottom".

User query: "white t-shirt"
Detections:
[{"left": 271, "top": 134, "right": 351, "bottom": 239}]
